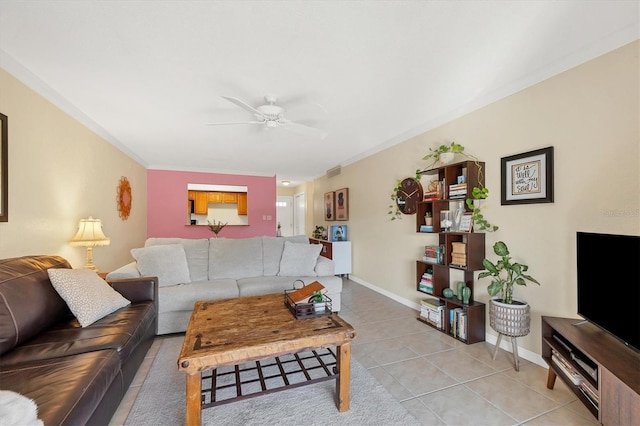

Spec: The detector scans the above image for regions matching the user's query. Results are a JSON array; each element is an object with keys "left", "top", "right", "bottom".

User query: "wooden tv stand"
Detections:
[{"left": 541, "top": 316, "right": 640, "bottom": 425}]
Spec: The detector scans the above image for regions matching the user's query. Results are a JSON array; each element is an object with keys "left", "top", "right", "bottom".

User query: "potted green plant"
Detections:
[
  {"left": 479, "top": 241, "right": 540, "bottom": 370},
  {"left": 422, "top": 142, "right": 497, "bottom": 231},
  {"left": 312, "top": 225, "right": 325, "bottom": 239},
  {"left": 479, "top": 241, "right": 540, "bottom": 304},
  {"left": 422, "top": 142, "right": 465, "bottom": 167},
  {"left": 207, "top": 219, "right": 227, "bottom": 238}
]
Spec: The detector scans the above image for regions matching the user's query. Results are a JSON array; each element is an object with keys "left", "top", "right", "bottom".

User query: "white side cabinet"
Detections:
[{"left": 310, "top": 238, "right": 352, "bottom": 276}]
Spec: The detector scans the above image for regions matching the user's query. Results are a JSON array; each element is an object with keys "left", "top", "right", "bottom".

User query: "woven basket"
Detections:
[{"left": 489, "top": 298, "right": 530, "bottom": 337}]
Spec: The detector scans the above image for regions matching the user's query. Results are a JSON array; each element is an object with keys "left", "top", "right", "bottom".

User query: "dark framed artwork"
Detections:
[
  {"left": 501, "top": 146, "right": 554, "bottom": 205},
  {"left": 324, "top": 191, "right": 335, "bottom": 221},
  {"left": 335, "top": 187, "right": 349, "bottom": 221},
  {"left": 0, "top": 113, "right": 7, "bottom": 222}
]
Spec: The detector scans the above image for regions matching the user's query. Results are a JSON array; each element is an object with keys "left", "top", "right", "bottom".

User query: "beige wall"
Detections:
[
  {"left": 0, "top": 68, "right": 148, "bottom": 271},
  {"left": 312, "top": 41, "right": 639, "bottom": 355}
]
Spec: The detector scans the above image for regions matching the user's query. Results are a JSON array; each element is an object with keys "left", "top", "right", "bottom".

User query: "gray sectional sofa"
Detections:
[{"left": 107, "top": 235, "right": 342, "bottom": 334}]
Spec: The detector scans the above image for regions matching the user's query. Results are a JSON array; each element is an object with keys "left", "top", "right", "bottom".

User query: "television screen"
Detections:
[{"left": 577, "top": 232, "right": 640, "bottom": 352}]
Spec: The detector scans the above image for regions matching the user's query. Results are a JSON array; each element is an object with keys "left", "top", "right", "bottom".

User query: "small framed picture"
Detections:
[
  {"left": 324, "top": 192, "right": 335, "bottom": 221},
  {"left": 459, "top": 213, "right": 474, "bottom": 232},
  {"left": 331, "top": 225, "right": 347, "bottom": 241},
  {"left": 501, "top": 147, "right": 554, "bottom": 205},
  {"left": 335, "top": 187, "right": 349, "bottom": 221}
]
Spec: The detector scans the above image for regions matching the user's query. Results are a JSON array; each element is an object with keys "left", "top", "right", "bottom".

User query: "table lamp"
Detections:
[{"left": 70, "top": 217, "right": 110, "bottom": 272}]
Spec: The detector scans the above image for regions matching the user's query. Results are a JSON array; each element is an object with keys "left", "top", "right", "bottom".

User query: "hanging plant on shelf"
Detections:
[{"left": 420, "top": 142, "right": 498, "bottom": 232}]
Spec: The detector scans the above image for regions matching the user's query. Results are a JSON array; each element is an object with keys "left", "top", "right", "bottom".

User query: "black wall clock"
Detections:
[{"left": 396, "top": 177, "right": 423, "bottom": 215}]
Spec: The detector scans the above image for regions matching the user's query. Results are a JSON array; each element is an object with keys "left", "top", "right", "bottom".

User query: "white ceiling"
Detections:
[{"left": 1, "top": 1, "right": 638, "bottom": 185}]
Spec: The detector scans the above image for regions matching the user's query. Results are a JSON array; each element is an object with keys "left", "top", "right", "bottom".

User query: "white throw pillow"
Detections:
[
  {"left": 277, "top": 241, "right": 322, "bottom": 277},
  {"left": 131, "top": 244, "right": 191, "bottom": 287},
  {"left": 47, "top": 268, "right": 131, "bottom": 327}
]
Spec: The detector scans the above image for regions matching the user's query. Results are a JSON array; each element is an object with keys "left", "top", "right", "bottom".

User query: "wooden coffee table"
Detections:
[{"left": 178, "top": 293, "right": 356, "bottom": 426}]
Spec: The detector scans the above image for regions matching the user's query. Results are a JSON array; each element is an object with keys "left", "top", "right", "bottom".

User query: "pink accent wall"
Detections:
[{"left": 147, "top": 170, "right": 276, "bottom": 239}]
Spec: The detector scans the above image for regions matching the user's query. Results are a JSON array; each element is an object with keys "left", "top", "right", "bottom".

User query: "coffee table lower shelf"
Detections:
[{"left": 201, "top": 347, "right": 338, "bottom": 408}]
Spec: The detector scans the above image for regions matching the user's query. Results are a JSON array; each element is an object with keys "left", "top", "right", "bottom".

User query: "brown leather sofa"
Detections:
[{"left": 0, "top": 255, "right": 158, "bottom": 425}]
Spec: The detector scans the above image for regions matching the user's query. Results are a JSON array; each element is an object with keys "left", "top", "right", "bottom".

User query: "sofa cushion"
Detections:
[
  {"left": 158, "top": 280, "right": 239, "bottom": 313},
  {"left": 47, "top": 269, "right": 131, "bottom": 327},
  {"left": 0, "top": 301, "right": 155, "bottom": 367},
  {"left": 0, "top": 350, "right": 121, "bottom": 426},
  {"left": 131, "top": 244, "right": 191, "bottom": 287},
  {"left": 0, "top": 256, "right": 72, "bottom": 356},
  {"left": 145, "top": 238, "right": 209, "bottom": 282},
  {"left": 277, "top": 241, "right": 322, "bottom": 277},
  {"left": 208, "top": 237, "right": 263, "bottom": 279},
  {"left": 262, "top": 235, "right": 309, "bottom": 276}
]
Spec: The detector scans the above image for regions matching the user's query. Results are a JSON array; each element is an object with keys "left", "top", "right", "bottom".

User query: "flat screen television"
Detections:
[{"left": 576, "top": 232, "right": 640, "bottom": 352}]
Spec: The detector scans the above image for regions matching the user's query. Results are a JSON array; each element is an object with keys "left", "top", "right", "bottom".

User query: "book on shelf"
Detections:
[
  {"left": 420, "top": 298, "right": 444, "bottom": 308},
  {"left": 551, "top": 353, "right": 583, "bottom": 386},
  {"left": 451, "top": 242, "right": 466, "bottom": 253},
  {"left": 420, "top": 225, "right": 434, "bottom": 232}
]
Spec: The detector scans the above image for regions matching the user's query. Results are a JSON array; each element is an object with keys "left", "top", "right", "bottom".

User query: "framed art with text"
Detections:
[
  {"left": 335, "top": 187, "right": 349, "bottom": 220},
  {"left": 501, "top": 146, "right": 554, "bottom": 205},
  {"left": 324, "top": 191, "right": 335, "bottom": 221}
]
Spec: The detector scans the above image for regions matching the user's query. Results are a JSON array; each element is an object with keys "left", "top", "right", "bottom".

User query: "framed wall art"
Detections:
[
  {"left": 335, "top": 187, "right": 349, "bottom": 220},
  {"left": 501, "top": 146, "right": 554, "bottom": 205},
  {"left": 0, "top": 112, "right": 7, "bottom": 222},
  {"left": 324, "top": 191, "right": 335, "bottom": 221},
  {"left": 331, "top": 225, "right": 347, "bottom": 241}
]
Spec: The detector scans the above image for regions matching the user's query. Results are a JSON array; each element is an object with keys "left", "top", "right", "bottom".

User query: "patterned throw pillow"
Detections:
[{"left": 47, "top": 268, "right": 131, "bottom": 327}]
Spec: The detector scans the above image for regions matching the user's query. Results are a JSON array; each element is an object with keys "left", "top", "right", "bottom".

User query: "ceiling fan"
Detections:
[{"left": 207, "top": 95, "right": 327, "bottom": 139}]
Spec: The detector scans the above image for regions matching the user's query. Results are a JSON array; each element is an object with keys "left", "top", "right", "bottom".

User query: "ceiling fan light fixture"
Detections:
[{"left": 266, "top": 120, "right": 277, "bottom": 128}]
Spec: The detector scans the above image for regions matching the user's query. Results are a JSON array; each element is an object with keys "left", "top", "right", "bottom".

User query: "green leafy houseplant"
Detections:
[
  {"left": 312, "top": 225, "right": 325, "bottom": 239},
  {"left": 479, "top": 241, "right": 540, "bottom": 304},
  {"left": 422, "top": 142, "right": 465, "bottom": 168},
  {"left": 207, "top": 219, "right": 228, "bottom": 237},
  {"left": 422, "top": 142, "right": 497, "bottom": 231}
]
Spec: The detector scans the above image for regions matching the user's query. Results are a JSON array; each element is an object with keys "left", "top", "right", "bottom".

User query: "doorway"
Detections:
[
  {"left": 276, "top": 196, "right": 293, "bottom": 237},
  {"left": 293, "top": 192, "right": 306, "bottom": 236}
]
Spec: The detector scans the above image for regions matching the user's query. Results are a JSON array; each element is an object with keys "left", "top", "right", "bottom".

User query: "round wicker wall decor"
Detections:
[{"left": 117, "top": 176, "right": 132, "bottom": 220}]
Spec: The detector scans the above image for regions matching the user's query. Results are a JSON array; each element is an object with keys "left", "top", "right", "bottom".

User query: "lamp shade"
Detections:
[{"left": 70, "top": 217, "right": 110, "bottom": 247}]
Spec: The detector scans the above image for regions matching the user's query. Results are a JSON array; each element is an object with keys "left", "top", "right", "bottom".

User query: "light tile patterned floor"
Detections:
[{"left": 109, "top": 279, "right": 599, "bottom": 425}]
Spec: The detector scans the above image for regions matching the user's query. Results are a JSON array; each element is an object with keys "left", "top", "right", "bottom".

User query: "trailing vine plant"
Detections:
[
  {"left": 421, "top": 142, "right": 498, "bottom": 231},
  {"left": 388, "top": 141, "right": 498, "bottom": 230},
  {"left": 388, "top": 169, "right": 422, "bottom": 220}
]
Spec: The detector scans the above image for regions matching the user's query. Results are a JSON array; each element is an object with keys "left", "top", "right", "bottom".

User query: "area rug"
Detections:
[{"left": 125, "top": 336, "right": 419, "bottom": 425}]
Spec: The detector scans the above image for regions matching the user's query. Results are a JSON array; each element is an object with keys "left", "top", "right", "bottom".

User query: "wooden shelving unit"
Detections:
[{"left": 415, "top": 160, "right": 486, "bottom": 344}]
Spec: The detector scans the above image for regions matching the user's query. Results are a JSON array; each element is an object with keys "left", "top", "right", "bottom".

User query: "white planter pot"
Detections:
[
  {"left": 438, "top": 152, "right": 455, "bottom": 165},
  {"left": 489, "top": 297, "right": 530, "bottom": 337}
]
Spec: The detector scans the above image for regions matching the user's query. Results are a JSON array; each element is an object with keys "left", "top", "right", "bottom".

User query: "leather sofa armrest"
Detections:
[{"left": 108, "top": 277, "right": 158, "bottom": 304}]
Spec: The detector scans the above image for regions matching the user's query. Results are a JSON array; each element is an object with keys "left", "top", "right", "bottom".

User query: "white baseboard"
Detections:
[{"left": 348, "top": 275, "right": 547, "bottom": 369}]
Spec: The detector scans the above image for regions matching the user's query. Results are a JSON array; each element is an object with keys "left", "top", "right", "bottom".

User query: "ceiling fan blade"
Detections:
[
  {"left": 221, "top": 96, "right": 264, "bottom": 117},
  {"left": 206, "top": 120, "right": 265, "bottom": 126},
  {"left": 279, "top": 119, "right": 328, "bottom": 139}
]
